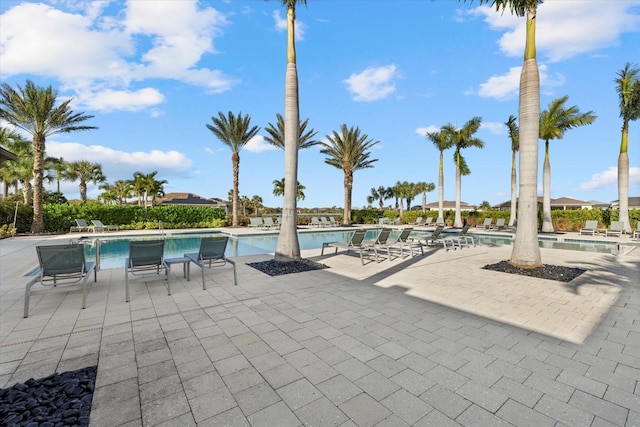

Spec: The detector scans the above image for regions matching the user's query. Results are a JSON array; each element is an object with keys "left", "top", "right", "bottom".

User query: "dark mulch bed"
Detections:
[
  {"left": 0, "top": 366, "right": 96, "bottom": 426},
  {"left": 247, "top": 259, "right": 329, "bottom": 276},
  {"left": 483, "top": 260, "right": 586, "bottom": 283}
]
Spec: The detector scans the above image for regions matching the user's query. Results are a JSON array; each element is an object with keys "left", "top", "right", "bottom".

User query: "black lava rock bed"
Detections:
[
  {"left": 247, "top": 259, "right": 328, "bottom": 276},
  {"left": 0, "top": 366, "right": 96, "bottom": 426},
  {"left": 483, "top": 261, "right": 586, "bottom": 282}
]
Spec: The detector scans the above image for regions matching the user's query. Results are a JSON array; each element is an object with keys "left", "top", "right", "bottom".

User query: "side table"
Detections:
[{"left": 163, "top": 257, "right": 191, "bottom": 295}]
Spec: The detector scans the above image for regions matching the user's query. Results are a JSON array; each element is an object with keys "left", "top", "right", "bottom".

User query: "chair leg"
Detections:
[
  {"left": 229, "top": 259, "right": 237, "bottom": 286},
  {"left": 24, "top": 276, "right": 39, "bottom": 318},
  {"left": 125, "top": 260, "right": 130, "bottom": 302}
]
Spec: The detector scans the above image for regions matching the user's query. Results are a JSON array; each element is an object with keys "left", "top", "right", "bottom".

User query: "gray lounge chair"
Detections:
[
  {"left": 489, "top": 218, "right": 506, "bottom": 231},
  {"left": 125, "top": 240, "right": 166, "bottom": 301},
  {"left": 580, "top": 220, "right": 598, "bottom": 236},
  {"left": 185, "top": 236, "right": 237, "bottom": 288},
  {"left": 477, "top": 218, "right": 494, "bottom": 230},
  {"left": 321, "top": 229, "right": 372, "bottom": 265},
  {"left": 263, "top": 217, "right": 279, "bottom": 230},
  {"left": 249, "top": 217, "right": 264, "bottom": 229},
  {"left": 605, "top": 221, "right": 624, "bottom": 237},
  {"left": 329, "top": 217, "right": 340, "bottom": 227},
  {"left": 367, "top": 227, "right": 393, "bottom": 262},
  {"left": 443, "top": 224, "right": 476, "bottom": 248},
  {"left": 421, "top": 217, "right": 435, "bottom": 228},
  {"left": 71, "top": 218, "right": 92, "bottom": 232},
  {"left": 421, "top": 226, "right": 454, "bottom": 250},
  {"left": 25, "top": 244, "right": 97, "bottom": 318},
  {"left": 91, "top": 219, "right": 118, "bottom": 232},
  {"left": 389, "top": 227, "right": 424, "bottom": 257},
  {"left": 310, "top": 217, "right": 322, "bottom": 228}
]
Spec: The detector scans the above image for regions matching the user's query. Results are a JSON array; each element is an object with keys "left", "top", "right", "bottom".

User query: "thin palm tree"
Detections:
[
  {"left": 367, "top": 186, "right": 391, "bottom": 210},
  {"left": 264, "top": 114, "right": 319, "bottom": 150},
  {"left": 0, "top": 128, "right": 28, "bottom": 197},
  {"left": 65, "top": 160, "right": 107, "bottom": 203},
  {"left": 320, "top": 124, "right": 379, "bottom": 225},
  {"left": 206, "top": 111, "right": 260, "bottom": 227},
  {"left": 417, "top": 181, "right": 436, "bottom": 212},
  {"left": 251, "top": 195, "right": 263, "bottom": 217},
  {"left": 132, "top": 171, "right": 167, "bottom": 208},
  {"left": 273, "top": 178, "right": 306, "bottom": 201},
  {"left": 505, "top": 115, "right": 519, "bottom": 227},
  {"left": 393, "top": 181, "right": 411, "bottom": 220},
  {"left": 443, "top": 117, "right": 484, "bottom": 228},
  {"left": 426, "top": 129, "right": 454, "bottom": 222},
  {"left": 470, "top": 0, "right": 543, "bottom": 267},
  {"left": 275, "top": 0, "right": 307, "bottom": 262},
  {"left": 615, "top": 63, "right": 640, "bottom": 232},
  {"left": 539, "top": 96, "right": 596, "bottom": 232},
  {"left": 0, "top": 80, "right": 97, "bottom": 233}
]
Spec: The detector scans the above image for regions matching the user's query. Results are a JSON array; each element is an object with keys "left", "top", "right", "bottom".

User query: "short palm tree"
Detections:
[
  {"left": 393, "top": 181, "right": 411, "bottom": 220},
  {"left": 273, "top": 178, "right": 306, "bottom": 201},
  {"left": 65, "top": 160, "right": 107, "bottom": 203},
  {"left": 471, "top": 0, "right": 544, "bottom": 268},
  {"left": 206, "top": 111, "right": 260, "bottom": 227},
  {"left": 320, "top": 124, "right": 379, "bottom": 225},
  {"left": 417, "top": 181, "right": 436, "bottom": 212},
  {"left": 505, "top": 115, "right": 519, "bottom": 227},
  {"left": 443, "top": 117, "right": 484, "bottom": 227},
  {"left": 251, "top": 195, "right": 263, "bottom": 217},
  {"left": 0, "top": 129, "right": 29, "bottom": 197},
  {"left": 539, "top": 96, "right": 596, "bottom": 232},
  {"left": 615, "top": 63, "right": 640, "bottom": 232},
  {"left": 132, "top": 171, "right": 167, "bottom": 207},
  {"left": 367, "top": 186, "right": 391, "bottom": 210},
  {"left": 264, "top": 114, "right": 319, "bottom": 150},
  {"left": 0, "top": 80, "right": 97, "bottom": 233},
  {"left": 426, "top": 129, "right": 454, "bottom": 222}
]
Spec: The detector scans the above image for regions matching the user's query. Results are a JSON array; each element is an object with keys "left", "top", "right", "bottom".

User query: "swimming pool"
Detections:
[{"left": 77, "top": 228, "right": 632, "bottom": 270}]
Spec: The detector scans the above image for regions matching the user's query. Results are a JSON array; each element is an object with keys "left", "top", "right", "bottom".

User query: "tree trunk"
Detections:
[
  {"left": 541, "top": 143, "right": 554, "bottom": 232},
  {"left": 274, "top": 3, "right": 301, "bottom": 262},
  {"left": 232, "top": 151, "right": 240, "bottom": 227},
  {"left": 21, "top": 179, "right": 31, "bottom": 206},
  {"left": 31, "top": 135, "right": 45, "bottom": 233},
  {"left": 618, "top": 152, "right": 630, "bottom": 232},
  {"left": 438, "top": 151, "right": 444, "bottom": 220},
  {"left": 80, "top": 180, "right": 88, "bottom": 204},
  {"left": 509, "top": 150, "right": 517, "bottom": 226},
  {"left": 343, "top": 171, "right": 353, "bottom": 225},
  {"left": 454, "top": 157, "right": 462, "bottom": 228}
]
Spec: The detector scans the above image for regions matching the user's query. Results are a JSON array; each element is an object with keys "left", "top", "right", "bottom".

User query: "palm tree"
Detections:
[
  {"left": 132, "top": 171, "right": 167, "bottom": 207},
  {"left": 65, "top": 160, "right": 106, "bottom": 203},
  {"left": 275, "top": 0, "right": 308, "bottom": 263},
  {"left": 393, "top": 181, "right": 411, "bottom": 220},
  {"left": 321, "top": 125, "right": 379, "bottom": 225},
  {"left": 443, "top": 117, "right": 484, "bottom": 227},
  {"left": 273, "top": 178, "right": 306, "bottom": 201},
  {"left": 206, "top": 111, "right": 260, "bottom": 227},
  {"left": 47, "top": 157, "right": 68, "bottom": 193},
  {"left": 264, "top": 114, "right": 319, "bottom": 150},
  {"left": 0, "top": 128, "right": 28, "bottom": 197},
  {"left": 539, "top": 96, "right": 596, "bottom": 232},
  {"left": 471, "top": 0, "right": 543, "bottom": 267},
  {"left": 417, "top": 181, "right": 436, "bottom": 212},
  {"left": 426, "top": 129, "right": 454, "bottom": 222},
  {"left": 251, "top": 195, "right": 263, "bottom": 217},
  {"left": 367, "top": 186, "right": 391, "bottom": 210},
  {"left": 240, "top": 195, "right": 250, "bottom": 216},
  {"left": 615, "top": 63, "right": 640, "bottom": 233},
  {"left": 0, "top": 80, "right": 97, "bottom": 233},
  {"left": 113, "top": 179, "right": 134, "bottom": 205},
  {"left": 505, "top": 115, "right": 519, "bottom": 227}
]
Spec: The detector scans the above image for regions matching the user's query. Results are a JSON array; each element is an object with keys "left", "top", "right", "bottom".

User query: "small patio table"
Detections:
[{"left": 163, "top": 257, "right": 191, "bottom": 293}]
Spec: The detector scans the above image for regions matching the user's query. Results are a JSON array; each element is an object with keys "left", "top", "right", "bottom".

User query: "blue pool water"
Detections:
[{"left": 75, "top": 229, "right": 628, "bottom": 270}]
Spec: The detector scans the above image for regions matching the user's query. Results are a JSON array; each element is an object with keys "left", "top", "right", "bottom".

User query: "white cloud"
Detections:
[
  {"left": 344, "top": 65, "right": 398, "bottom": 102},
  {"left": 477, "top": 64, "right": 565, "bottom": 100},
  {"left": 415, "top": 126, "right": 440, "bottom": 136},
  {"left": 47, "top": 142, "right": 192, "bottom": 180},
  {"left": 0, "top": 1, "right": 236, "bottom": 111},
  {"left": 244, "top": 135, "right": 277, "bottom": 153},
  {"left": 471, "top": 1, "right": 640, "bottom": 62},
  {"left": 481, "top": 122, "right": 505, "bottom": 135},
  {"left": 272, "top": 10, "right": 306, "bottom": 41},
  {"left": 579, "top": 166, "right": 640, "bottom": 191}
]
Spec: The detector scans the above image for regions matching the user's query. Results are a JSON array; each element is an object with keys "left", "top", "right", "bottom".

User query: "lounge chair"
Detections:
[
  {"left": 633, "top": 226, "right": 639, "bottom": 239},
  {"left": 435, "top": 217, "right": 446, "bottom": 227},
  {"left": 125, "top": 240, "right": 166, "bottom": 302},
  {"left": 310, "top": 217, "right": 322, "bottom": 228},
  {"left": 421, "top": 217, "right": 434, "bottom": 228},
  {"left": 249, "top": 217, "right": 264, "bottom": 229},
  {"left": 185, "top": 236, "right": 237, "bottom": 289},
  {"left": 389, "top": 227, "right": 424, "bottom": 257},
  {"left": 367, "top": 227, "right": 393, "bottom": 262},
  {"left": 580, "top": 220, "right": 598, "bottom": 236},
  {"left": 412, "top": 217, "right": 424, "bottom": 226},
  {"left": 443, "top": 224, "right": 476, "bottom": 249},
  {"left": 489, "top": 218, "right": 506, "bottom": 231},
  {"left": 477, "top": 218, "right": 494, "bottom": 230},
  {"left": 70, "top": 218, "right": 92, "bottom": 232},
  {"left": 24, "top": 244, "right": 97, "bottom": 318},
  {"left": 329, "top": 217, "right": 340, "bottom": 227},
  {"left": 421, "top": 226, "right": 454, "bottom": 250},
  {"left": 263, "top": 217, "right": 279, "bottom": 230},
  {"left": 91, "top": 219, "right": 118, "bottom": 232},
  {"left": 605, "top": 221, "right": 624, "bottom": 237},
  {"left": 321, "top": 229, "right": 372, "bottom": 265},
  {"left": 320, "top": 217, "right": 332, "bottom": 227}
]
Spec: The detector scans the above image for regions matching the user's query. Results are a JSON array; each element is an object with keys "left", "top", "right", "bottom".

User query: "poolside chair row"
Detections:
[
  {"left": 249, "top": 216, "right": 280, "bottom": 230},
  {"left": 476, "top": 218, "right": 511, "bottom": 231},
  {"left": 310, "top": 216, "right": 340, "bottom": 228},
  {"left": 581, "top": 220, "right": 630, "bottom": 237},
  {"left": 70, "top": 218, "right": 118, "bottom": 233},
  {"left": 24, "top": 236, "right": 236, "bottom": 317}
]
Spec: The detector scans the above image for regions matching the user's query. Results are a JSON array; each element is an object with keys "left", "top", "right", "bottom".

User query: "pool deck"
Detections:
[{"left": 1, "top": 226, "right": 639, "bottom": 426}]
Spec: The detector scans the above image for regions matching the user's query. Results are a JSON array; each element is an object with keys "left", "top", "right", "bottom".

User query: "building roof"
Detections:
[
  {"left": 0, "top": 145, "right": 17, "bottom": 164},
  {"left": 424, "top": 200, "right": 475, "bottom": 209},
  {"left": 157, "top": 192, "right": 229, "bottom": 207}
]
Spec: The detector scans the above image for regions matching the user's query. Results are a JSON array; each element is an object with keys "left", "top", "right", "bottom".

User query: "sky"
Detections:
[{"left": 1, "top": 0, "right": 639, "bottom": 210}]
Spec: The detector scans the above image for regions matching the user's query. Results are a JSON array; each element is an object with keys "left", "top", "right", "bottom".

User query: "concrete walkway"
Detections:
[{"left": 0, "top": 229, "right": 639, "bottom": 426}]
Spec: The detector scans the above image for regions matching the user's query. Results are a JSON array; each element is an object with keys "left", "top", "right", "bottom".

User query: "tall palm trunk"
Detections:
[
  {"left": 509, "top": 150, "right": 517, "bottom": 226},
  {"left": 454, "top": 154, "right": 462, "bottom": 227},
  {"left": 20, "top": 179, "right": 32, "bottom": 206},
  {"left": 618, "top": 124, "right": 630, "bottom": 232},
  {"left": 80, "top": 180, "right": 88, "bottom": 204},
  {"left": 275, "top": 3, "right": 301, "bottom": 262},
  {"left": 438, "top": 151, "right": 444, "bottom": 220},
  {"left": 541, "top": 141, "right": 554, "bottom": 232},
  {"left": 231, "top": 152, "right": 240, "bottom": 227},
  {"left": 510, "top": 10, "right": 542, "bottom": 266},
  {"left": 344, "top": 171, "right": 353, "bottom": 225},
  {"left": 31, "top": 135, "right": 45, "bottom": 233}
]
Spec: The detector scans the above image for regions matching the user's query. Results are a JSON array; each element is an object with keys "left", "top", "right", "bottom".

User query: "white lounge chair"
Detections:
[
  {"left": 489, "top": 218, "right": 506, "bottom": 231},
  {"left": 92, "top": 219, "right": 118, "bottom": 232},
  {"left": 477, "top": 218, "right": 494, "bottom": 230},
  {"left": 605, "top": 221, "right": 624, "bottom": 237},
  {"left": 249, "top": 217, "right": 264, "bottom": 229}
]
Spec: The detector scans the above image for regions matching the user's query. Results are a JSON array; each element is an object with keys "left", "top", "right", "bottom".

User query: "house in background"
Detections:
[
  {"left": 493, "top": 196, "right": 609, "bottom": 211},
  {"left": 610, "top": 197, "right": 640, "bottom": 210},
  {"left": 156, "top": 193, "right": 230, "bottom": 215},
  {"left": 419, "top": 200, "right": 476, "bottom": 211}
]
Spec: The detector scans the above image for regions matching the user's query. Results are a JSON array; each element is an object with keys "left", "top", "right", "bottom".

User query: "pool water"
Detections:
[{"left": 78, "top": 229, "right": 629, "bottom": 270}]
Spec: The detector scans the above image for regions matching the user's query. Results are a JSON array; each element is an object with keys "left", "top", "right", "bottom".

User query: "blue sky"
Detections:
[{"left": 1, "top": 0, "right": 639, "bottom": 209}]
